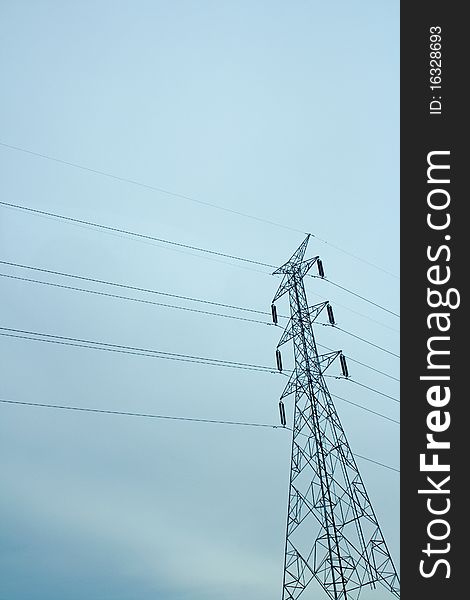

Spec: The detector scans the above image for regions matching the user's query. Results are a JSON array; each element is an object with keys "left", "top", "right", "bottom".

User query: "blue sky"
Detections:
[{"left": 0, "top": 2, "right": 399, "bottom": 599}]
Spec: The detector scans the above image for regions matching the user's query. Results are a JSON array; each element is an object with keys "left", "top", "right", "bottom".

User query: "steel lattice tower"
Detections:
[{"left": 272, "top": 236, "right": 399, "bottom": 600}]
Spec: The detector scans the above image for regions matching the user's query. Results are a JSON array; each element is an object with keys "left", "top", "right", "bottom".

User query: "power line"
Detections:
[
  {"left": 336, "top": 325, "right": 400, "bottom": 358},
  {"left": 0, "top": 142, "right": 304, "bottom": 234},
  {"left": 0, "top": 259, "right": 269, "bottom": 316},
  {"left": 352, "top": 453, "right": 399, "bottom": 474},
  {"left": 278, "top": 370, "right": 399, "bottom": 423},
  {"left": 327, "top": 375, "right": 400, "bottom": 404},
  {"left": 348, "top": 378, "right": 400, "bottom": 403},
  {"left": 1, "top": 202, "right": 399, "bottom": 319},
  {"left": 306, "top": 283, "right": 399, "bottom": 333},
  {"left": 0, "top": 328, "right": 400, "bottom": 423},
  {"left": 319, "top": 323, "right": 399, "bottom": 359},
  {"left": 0, "top": 327, "right": 277, "bottom": 373},
  {"left": 0, "top": 140, "right": 399, "bottom": 278},
  {"left": 338, "top": 354, "right": 398, "bottom": 382},
  {"left": 330, "top": 393, "right": 399, "bottom": 425},
  {"left": 0, "top": 398, "right": 280, "bottom": 428},
  {"left": 311, "top": 275, "right": 400, "bottom": 318},
  {"left": 316, "top": 339, "right": 399, "bottom": 383},
  {"left": 0, "top": 398, "right": 399, "bottom": 473},
  {"left": 0, "top": 143, "right": 305, "bottom": 234},
  {"left": 1, "top": 325, "right": 400, "bottom": 405},
  {"left": 0, "top": 271, "right": 400, "bottom": 381},
  {"left": 309, "top": 234, "right": 399, "bottom": 280},
  {"left": 0, "top": 201, "right": 273, "bottom": 269},
  {"left": 342, "top": 355, "right": 399, "bottom": 382},
  {"left": 329, "top": 325, "right": 399, "bottom": 358},
  {"left": 1, "top": 272, "right": 402, "bottom": 385},
  {"left": 0, "top": 272, "right": 271, "bottom": 326},
  {"left": 1, "top": 260, "right": 400, "bottom": 373}
]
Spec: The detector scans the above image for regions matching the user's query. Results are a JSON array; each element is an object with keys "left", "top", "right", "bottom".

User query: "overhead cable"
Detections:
[
  {"left": 0, "top": 202, "right": 399, "bottom": 318},
  {"left": 2, "top": 326, "right": 400, "bottom": 406},
  {"left": 0, "top": 327, "right": 277, "bottom": 373},
  {"left": 0, "top": 398, "right": 280, "bottom": 428},
  {"left": 0, "top": 140, "right": 399, "bottom": 278},
  {"left": 0, "top": 201, "right": 273, "bottom": 268},
  {"left": 319, "top": 323, "right": 399, "bottom": 359},
  {"left": 311, "top": 275, "right": 399, "bottom": 318},
  {"left": 0, "top": 273, "right": 271, "bottom": 326},
  {"left": 327, "top": 375, "right": 400, "bottom": 404},
  {"left": 0, "top": 259, "right": 269, "bottom": 315},
  {"left": 2, "top": 267, "right": 400, "bottom": 383},
  {"left": 0, "top": 398, "right": 399, "bottom": 473}
]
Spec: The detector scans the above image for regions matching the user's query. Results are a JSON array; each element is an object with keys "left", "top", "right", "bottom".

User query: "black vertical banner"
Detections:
[{"left": 401, "top": 3, "right": 465, "bottom": 599}]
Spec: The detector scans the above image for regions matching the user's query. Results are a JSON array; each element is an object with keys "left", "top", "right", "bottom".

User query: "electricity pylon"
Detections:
[{"left": 272, "top": 235, "right": 399, "bottom": 600}]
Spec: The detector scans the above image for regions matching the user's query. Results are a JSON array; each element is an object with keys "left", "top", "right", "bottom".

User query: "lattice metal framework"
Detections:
[{"left": 272, "top": 235, "right": 399, "bottom": 600}]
